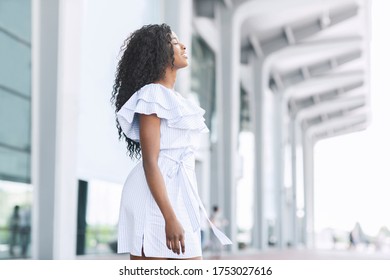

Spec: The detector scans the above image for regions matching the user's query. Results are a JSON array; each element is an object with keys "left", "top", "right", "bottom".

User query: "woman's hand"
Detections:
[{"left": 165, "top": 218, "right": 185, "bottom": 255}]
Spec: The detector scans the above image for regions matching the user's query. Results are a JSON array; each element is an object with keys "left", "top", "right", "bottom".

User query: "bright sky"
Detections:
[{"left": 314, "top": 1, "right": 390, "bottom": 236}]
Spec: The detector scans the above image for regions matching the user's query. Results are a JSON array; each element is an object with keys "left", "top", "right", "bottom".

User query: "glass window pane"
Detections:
[
  {"left": 0, "top": 147, "right": 30, "bottom": 183},
  {"left": 0, "top": 32, "right": 31, "bottom": 96},
  {"left": 0, "top": 0, "right": 32, "bottom": 259},
  {"left": 84, "top": 180, "right": 121, "bottom": 255},
  {"left": 0, "top": 88, "right": 30, "bottom": 150},
  {"left": 191, "top": 36, "right": 216, "bottom": 135},
  {"left": 0, "top": 0, "right": 31, "bottom": 42}
]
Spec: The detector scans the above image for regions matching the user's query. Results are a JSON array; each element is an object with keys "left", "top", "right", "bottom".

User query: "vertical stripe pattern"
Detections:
[{"left": 116, "top": 84, "right": 231, "bottom": 258}]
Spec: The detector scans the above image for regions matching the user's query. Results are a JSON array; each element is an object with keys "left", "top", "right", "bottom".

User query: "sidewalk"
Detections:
[{"left": 75, "top": 248, "right": 390, "bottom": 260}]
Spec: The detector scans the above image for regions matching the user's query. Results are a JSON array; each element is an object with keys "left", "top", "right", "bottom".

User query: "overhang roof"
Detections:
[
  {"left": 194, "top": 0, "right": 370, "bottom": 139},
  {"left": 236, "top": 0, "right": 370, "bottom": 138}
]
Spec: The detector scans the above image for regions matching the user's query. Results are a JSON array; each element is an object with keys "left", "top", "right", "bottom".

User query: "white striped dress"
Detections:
[{"left": 116, "top": 83, "right": 231, "bottom": 258}]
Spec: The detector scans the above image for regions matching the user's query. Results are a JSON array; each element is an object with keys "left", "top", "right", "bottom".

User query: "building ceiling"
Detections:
[
  {"left": 235, "top": 0, "right": 370, "bottom": 138},
  {"left": 195, "top": 0, "right": 370, "bottom": 140}
]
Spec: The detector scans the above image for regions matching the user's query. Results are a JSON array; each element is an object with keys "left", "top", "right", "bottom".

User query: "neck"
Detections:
[{"left": 156, "top": 67, "right": 177, "bottom": 89}]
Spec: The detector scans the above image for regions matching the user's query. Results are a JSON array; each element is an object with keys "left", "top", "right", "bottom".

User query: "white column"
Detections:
[
  {"left": 163, "top": 0, "right": 193, "bottom": 95},
  {"left": 213, "top": 2, "right": 224, "bottom": 226},
  {"left": 31, "top": 0, "right": 60, "bottom": 259},
  {"left": 297, "top": 124, "right": 307, "bottom": 246},
  {"left": 274, "top": 92, "right": 285, "bottom": 248},
  {"left": 31, "top": 0, "right": 83, "bottom": 259},
  {"left": 289, "top": 116, "right": 298, "bottom": 246},
  {"left": 303, "top": 134, "right": 315, "bottom": 248},
  {"left": 218, "top": 3, "right": 240, "bottom": 250},
  {"left": 210, "top": 142, "right": 222, "bottom": 210},
  {"left": 252, "top": 56, "right": 266, "bottom": 249},
  {"left": 53, "top": 0, "right": 83, "bottom": 259}
]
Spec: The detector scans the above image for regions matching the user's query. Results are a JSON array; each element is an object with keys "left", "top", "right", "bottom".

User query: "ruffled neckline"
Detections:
[{"left": 116, "top": 83, "right": 209, "bottom": 141}]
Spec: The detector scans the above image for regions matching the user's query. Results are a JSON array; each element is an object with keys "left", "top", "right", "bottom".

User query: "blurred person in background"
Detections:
[
  {"left": 19, "top": 206, "right": 31, "bottom": 257},
  {"left": 8, "top": 205, "right": 20, "bottom": 256},
  {"left": 349, "top": 222, "right": 368, "bottom": 249}
]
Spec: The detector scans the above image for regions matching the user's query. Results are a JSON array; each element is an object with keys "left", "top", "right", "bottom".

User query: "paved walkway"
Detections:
[
  {"left": 75, "top": 248, "right": 390, "bottom": 260},
  {"left": 3, "top": 246, "right": 389, "bottom": 260}
]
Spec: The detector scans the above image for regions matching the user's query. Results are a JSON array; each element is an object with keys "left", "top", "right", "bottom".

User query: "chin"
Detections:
[
  {"left": 177, "top": 62, "right": 189, "bottom": 69},
  {"left": 173, "top": 59, "right": 188, "bottom": 69}
]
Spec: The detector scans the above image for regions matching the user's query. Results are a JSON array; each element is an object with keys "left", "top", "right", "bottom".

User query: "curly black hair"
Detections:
[{"left": 111, "top": 23, "right": 175, "bottom": 159}]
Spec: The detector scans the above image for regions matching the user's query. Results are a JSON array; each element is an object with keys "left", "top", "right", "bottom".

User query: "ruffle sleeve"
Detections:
[{"left": 116, "top": 84, "right": 209, "bottom": 141}]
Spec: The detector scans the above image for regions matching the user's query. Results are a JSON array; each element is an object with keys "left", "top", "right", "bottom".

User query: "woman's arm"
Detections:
[{"left": 139, "top": 113, "right": 185, "bottom": 255}]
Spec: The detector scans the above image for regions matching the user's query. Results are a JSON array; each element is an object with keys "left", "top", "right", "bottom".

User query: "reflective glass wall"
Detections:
[
  {"left": 76, "top": 180, "right": 122, "bottom": 256},
  {"left": 0, "top": 0, "right": 32, "bottom": 259},
  {"left": 191, "top": 35, "right": 216, "bottom": 139},
  {"left": 0, "top": 181, "right": 32, "bottom": 259}
]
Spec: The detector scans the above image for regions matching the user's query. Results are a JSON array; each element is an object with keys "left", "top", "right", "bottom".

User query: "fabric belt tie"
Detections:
[{"left": 161, "top": 149, "right": 232, "bottom": 246}]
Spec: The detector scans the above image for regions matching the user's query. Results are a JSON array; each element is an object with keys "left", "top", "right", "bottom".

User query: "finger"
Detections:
[
  {"left": 180, "top": 235, "right": 186, "bottom": 254},
  {"left": 180, "top": 238, "right": 185, "bottom": 254},
  {"left": 171, "top": 240, "right": 177, "bottom": 254},
  {"left": 174, "top": 239, "right": 180, "bottom": 254},
  {"left": 166, "top": 239, "right": 171, "bottom": 250},
  {"left": 177, "top": 241, "right": 181, "bottom": 255}
]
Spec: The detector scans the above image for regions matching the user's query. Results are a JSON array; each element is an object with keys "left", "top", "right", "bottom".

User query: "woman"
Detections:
[{"left": 111, "top": 23, "right": 231, "bottom": 260}]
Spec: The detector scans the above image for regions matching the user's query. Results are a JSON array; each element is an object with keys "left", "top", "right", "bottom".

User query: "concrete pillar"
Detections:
[
  {"left": 288, "top": 98, "right": 314, "bottom": 250},
  {"left": 289, "top": 117, "right": 298, "bottom": 246},
  {"left": 31, "top": 0, "right": 60, "bottom": 259},
  {"left": 213, "top": 3, "right": 224, "bottom": 229},
  {"left": 302, "top": 135, "right": 315, "bottom": 248},
  {"left": 163, "top": 0, "right": 193, "bottom": 95},
  {"left": 31, "top": 0, "right": 82, "bottom": 259},
  {"left": 210, "top": 142, "right": 222, "bottom": 212},
  {"left": 218, "top": 3, "right": 240, "bottom": 250},
  {"left": 252, "top": 57, "right": 266, "bottom": 249},
  {"left": 274, "top": 92, "right": 285, "bottom": 248},
  {"left": 294, "top": 120, "right": 306, "bottom": 246}
]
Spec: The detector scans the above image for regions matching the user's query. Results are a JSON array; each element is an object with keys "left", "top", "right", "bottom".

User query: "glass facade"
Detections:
[
  {"left": 190, "top": 35, "right": 216, "bottom": 138},
  {"left": 0, "top": 0, "right": 32, "bottom": 259},
  {"left": 76, "top": 180, "right": 122, "bottom": 256},
  {"left": 0, "top": 0, "right": 31, "bottom": 183}
]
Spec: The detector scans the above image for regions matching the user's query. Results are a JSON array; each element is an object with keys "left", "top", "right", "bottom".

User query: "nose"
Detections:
[{"left": 181, "top": 43, "right": 186, "bottom": 50}]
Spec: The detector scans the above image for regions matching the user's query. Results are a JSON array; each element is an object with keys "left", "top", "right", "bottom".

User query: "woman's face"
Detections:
[{"left": 170, "top": 32, "right": 188, "bottom": 69}]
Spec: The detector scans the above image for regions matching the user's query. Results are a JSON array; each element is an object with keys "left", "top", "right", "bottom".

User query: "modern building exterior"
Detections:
[{"left": 0, "top": 0, "right": 371, "bottom": 259}]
